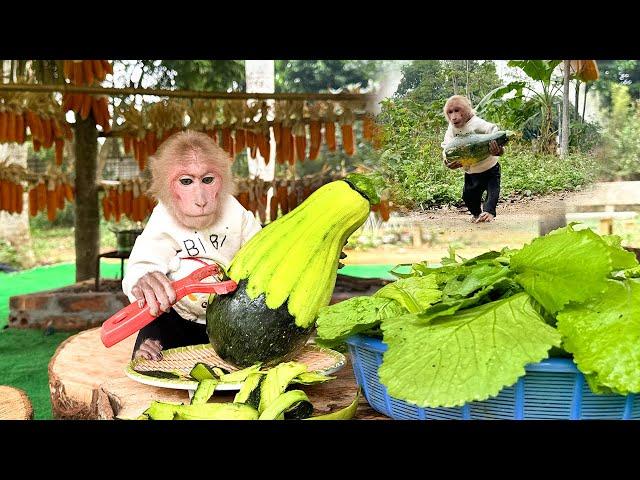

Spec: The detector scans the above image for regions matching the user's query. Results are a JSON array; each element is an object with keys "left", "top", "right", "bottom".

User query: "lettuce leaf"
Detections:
[
  {"left": 417, "top": 277, "right": 522, "bottom": 324},
  {"left": 601, "top": 235, "right": 639, "bottom": 271},
  {"left": 373, "top": 274, "right": 441, "bottom": 313},
  {"left": 315, "top": 296, "right": 404, "bottom": 347},
  {"left": 556, "top": 278, "right": 640, "bottom": 394},
  {"left": 441, "top": 264, "right": 510, "bottom": 298},
  {"left": 510, "top": 225, "right": 612, "bottom": 313},
  {"left": 378, "top": 292, "right": 561, "bottom": 408}
]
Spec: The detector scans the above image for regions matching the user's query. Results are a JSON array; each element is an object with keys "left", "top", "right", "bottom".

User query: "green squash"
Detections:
[
  {"left": 444, "top": 130, "right": 510, "bottom": 167},
  {"left": 206, "top": 175, "right": 374, "bottom": 368}
]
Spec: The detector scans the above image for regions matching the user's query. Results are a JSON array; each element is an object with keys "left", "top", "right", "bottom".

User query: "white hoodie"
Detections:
[
  {"left": 121, "top": 194, "right": 262, "bottom": 324},
  {"left": 441, "top": 115, "right": 500, "bottom": 174}
]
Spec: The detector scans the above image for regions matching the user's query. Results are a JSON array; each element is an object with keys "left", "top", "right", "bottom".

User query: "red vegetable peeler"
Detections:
[{"left": 100, "top": 264, "right": 237, "bottom": 348}]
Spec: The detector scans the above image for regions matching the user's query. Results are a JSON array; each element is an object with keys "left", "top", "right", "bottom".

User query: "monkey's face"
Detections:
[
  {"left": 169, "top": 162, "right": 223, "bottom": 230},
  {"left": 445, "top": 100, "right": 472, "bottom": 128}
]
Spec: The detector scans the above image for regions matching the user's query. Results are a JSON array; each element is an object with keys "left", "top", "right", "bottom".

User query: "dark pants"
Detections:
[
  {"left": 131, "top": 308, "right": 209, "bottom": 359},
  {"left": 462, "top": 163, "right": 501, "bottom": 217}
]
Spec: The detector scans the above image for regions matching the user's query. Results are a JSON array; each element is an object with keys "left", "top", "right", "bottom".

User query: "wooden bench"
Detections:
[
  {"left": 566, "top": 210, "right": 638, "bottom": 235},
  {"left": 566, "top": 181, "right": 640, "bottom": 235},
  {"left": 48, "top": 328, "right": 387, "bottom": 420}
]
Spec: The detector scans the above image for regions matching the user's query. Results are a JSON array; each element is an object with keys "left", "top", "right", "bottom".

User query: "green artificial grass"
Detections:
[
  {"left": 0, "top": 260, "right": 121, "bottom": 420},
  {"left": 339, "top": 263, "right": 405, "bottom": 280},
  {"left": 0, "top": 329, "right": 76, "bottom": 419}
]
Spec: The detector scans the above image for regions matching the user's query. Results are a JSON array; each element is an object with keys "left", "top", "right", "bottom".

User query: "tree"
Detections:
[
  {"left": 394, "top": 60, "right": 502, "bottom": 107},
  {"left": 592, "top": 60, "right": 640, "bottom": 109},
  {"left": 274, "top": 60, "right": 382, "bottom": 93},
  {"left": 477, "top": 60, "right": 563, "bottom": 154}
]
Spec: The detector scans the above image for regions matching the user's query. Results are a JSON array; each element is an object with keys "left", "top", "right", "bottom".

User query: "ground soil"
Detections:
[{"left": 343, "top": 189, "right": 613, "bottom": 266}]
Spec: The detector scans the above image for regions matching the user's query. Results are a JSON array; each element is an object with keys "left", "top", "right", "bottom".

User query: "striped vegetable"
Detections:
[
  {"left": 82, "top": 60, "right": 94, "bottom": 85},
  {"left": 36, "top": 181, "right": 47, "bottom": 213},
  {"left": 341, "top": 123, "right": 355, "bottom": 156},
  {"left": 28, "top": 187, "right": 38, "bottom": 217},
  {"left": 324, "top": 121, "right": 336, "bottom": 151},
  {"left": 235, "top": 129, "right": 246, "bottom": 152},
  {"left": 293, "top": 123, "right": 307, "bottom": 162},
  {"left": 269, "top": 194, "right": 278, "bottom": 222},
  {"left": 55, "top": 138, "right": 64, "bottom": 166},
  {"left": 0, "top": 180, "right": 10, "bottom": 212},
  {"left": 55, "top": 182, "right": 65, "bottom": 210},
  {"left": 309, "top": 120, "right": 321, "bottom": 160},
  {"left": 46, "top": 180, "right": 57, "bottom": 222}
]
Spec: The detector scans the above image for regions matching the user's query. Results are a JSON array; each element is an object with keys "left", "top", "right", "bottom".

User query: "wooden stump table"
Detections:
[
  {"left": 48, "top": 328, "right": 387, "bottom": 420},
  {"left": 0, "top": 386, "right": 34, "bottom": 420}
]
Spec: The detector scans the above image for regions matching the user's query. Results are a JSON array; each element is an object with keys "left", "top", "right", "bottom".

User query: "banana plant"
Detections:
[{"left": 476, "top": 60, "right": 562, "bottom": 154}]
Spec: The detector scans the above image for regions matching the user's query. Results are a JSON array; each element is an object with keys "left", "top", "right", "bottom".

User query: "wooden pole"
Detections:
[
  {"left": 0, "top": 82, "right": 371, "bottom": 102},
  {"left": 560, "top": 60, "right": 570, "bottom": 158},
  {"left": 74, "top": 115, "right": 99, "bottom": 283}
]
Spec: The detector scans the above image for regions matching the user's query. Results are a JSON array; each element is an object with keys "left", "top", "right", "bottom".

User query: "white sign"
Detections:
[
  {"left": 245, "top": 60, "right": 275, "bottom": 94},
  {"left": 245, "top": 61, "right": 276, "bottom": 183}
]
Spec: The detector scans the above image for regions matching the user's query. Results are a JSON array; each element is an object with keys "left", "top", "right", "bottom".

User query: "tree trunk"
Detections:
[
  {"left": 73, "top": 116, "right": 99, "bottom": 282},
  {"left": 0, "top": 143, "right": 37, "bottom": 269},
  {"left": 582, "top": 83, "right": 589, "bottom": 121},
  {"left": 465, "top": 60, "right": 470, "bottom": 98},
  {"left": 560, "top": 60, "right": 570, "bottom": 158},
  {"left": 574, "top": 79, "right": 581, "bottom": 122}
]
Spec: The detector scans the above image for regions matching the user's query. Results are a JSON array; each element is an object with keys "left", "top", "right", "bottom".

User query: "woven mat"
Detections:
[
  {"left": 0, "top": 386, "right": 34, "bottom": 420},
  {"left": 129, "top": 343, "right": 344, "bottom": 385}
]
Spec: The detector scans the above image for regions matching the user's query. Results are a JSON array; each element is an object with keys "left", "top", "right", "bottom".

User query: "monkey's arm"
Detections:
[
  {"left": 121, "top": 210, "right": 180, "bottom": 303},
  {"left": 473, "top": 116, "right": 500, "bottom": 135},
  {"left": 441, "top": 124, "right": 455, "bottom": 165}
]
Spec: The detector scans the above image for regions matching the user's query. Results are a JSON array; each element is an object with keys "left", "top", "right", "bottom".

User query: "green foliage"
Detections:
[
  {"left": 112, "top": 60, "right": 245, "bottom": 91},
  {"left": 499, "top": 144, "right": 597, "bottom": 194},
  {"left": 0, "top": 239, "right": 19, "bottom": 269},
  {"left": 592, "top": 60, "right": 640, "bottom": 109},
  {"left": 395, "top": 60, "right": 502, "bottom": 106},
  {"left": 479, "top": 61, "right": 565, "bottom": 154},
  {"left": 507, "top": 60, "right": 561, "bottom": 86},
  {"left": 598, "top": 83, "right": 640, "bottom": 180},
  {"left": 274, "top": 60, "right": 382, "bottom": 93}
]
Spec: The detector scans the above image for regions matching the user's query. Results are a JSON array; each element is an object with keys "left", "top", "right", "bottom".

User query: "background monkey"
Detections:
[{"left": 441, "top": 95, "right": 504, "bottom": 223}]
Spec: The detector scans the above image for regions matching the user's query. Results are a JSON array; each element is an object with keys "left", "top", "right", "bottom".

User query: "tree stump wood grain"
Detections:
[
  {"left": 48, "top": 327, "right": 136, "bottom": 419},
  {"left": 0, "top": 386, "right": 34, "bottom": 420},
  {"left": 49, "top": 327, "right": 387, "bottom": 420}
]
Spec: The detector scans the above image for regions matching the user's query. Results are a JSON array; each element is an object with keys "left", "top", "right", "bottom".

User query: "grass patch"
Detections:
[{"left": 0, "top": 329, "right": 77, "bottom": 419}]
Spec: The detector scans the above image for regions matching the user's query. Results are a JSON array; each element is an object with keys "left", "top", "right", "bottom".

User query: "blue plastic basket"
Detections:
[{"left": 346, "top": 334, "right": 640, "bottom": 420}]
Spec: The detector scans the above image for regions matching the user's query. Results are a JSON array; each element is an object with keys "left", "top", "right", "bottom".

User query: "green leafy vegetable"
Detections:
[
  {"left": 601, "top": 235, "right": 639, "bottom": 271},
  {"left": 556, "top": 279, "right": 640, "bottom": 394},
  {"left": 417, "top": 277, "right": 522, "bottom": 324},
  {"left": 378, "top": 292, "right": 562, "bottom": 407},
  {"left": 316, "top": 296, "right": 404, "bottom": 347},
  {"left": 374, "top": 274, "right": 441, "bottom": 313},
  {"left": 510, "top": 225, "right": 612, "bottom": 313}
]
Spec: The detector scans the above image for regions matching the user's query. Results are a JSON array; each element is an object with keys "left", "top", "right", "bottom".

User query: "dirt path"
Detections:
[{"left": 343, "top": 188, "right": 638, "bottom": 267}]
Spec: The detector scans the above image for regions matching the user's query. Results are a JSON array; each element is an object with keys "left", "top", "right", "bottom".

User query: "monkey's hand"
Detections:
[
  {"left": 446, "top": 160, "right": 462, "bottom": 169},
  {"left": 131, "top": 271, "right": 177, "bottom": 317},
  {"left": 489, "top": 140, "right": 504, "bottom": 156},
  {"left": 134, "top": 338, "right": 163, "bottom": 361}
]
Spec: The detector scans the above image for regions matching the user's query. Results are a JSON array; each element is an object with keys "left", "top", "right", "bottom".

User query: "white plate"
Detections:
[{"left": 125, "top": 343, "right": 346, "bottom": 392}]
